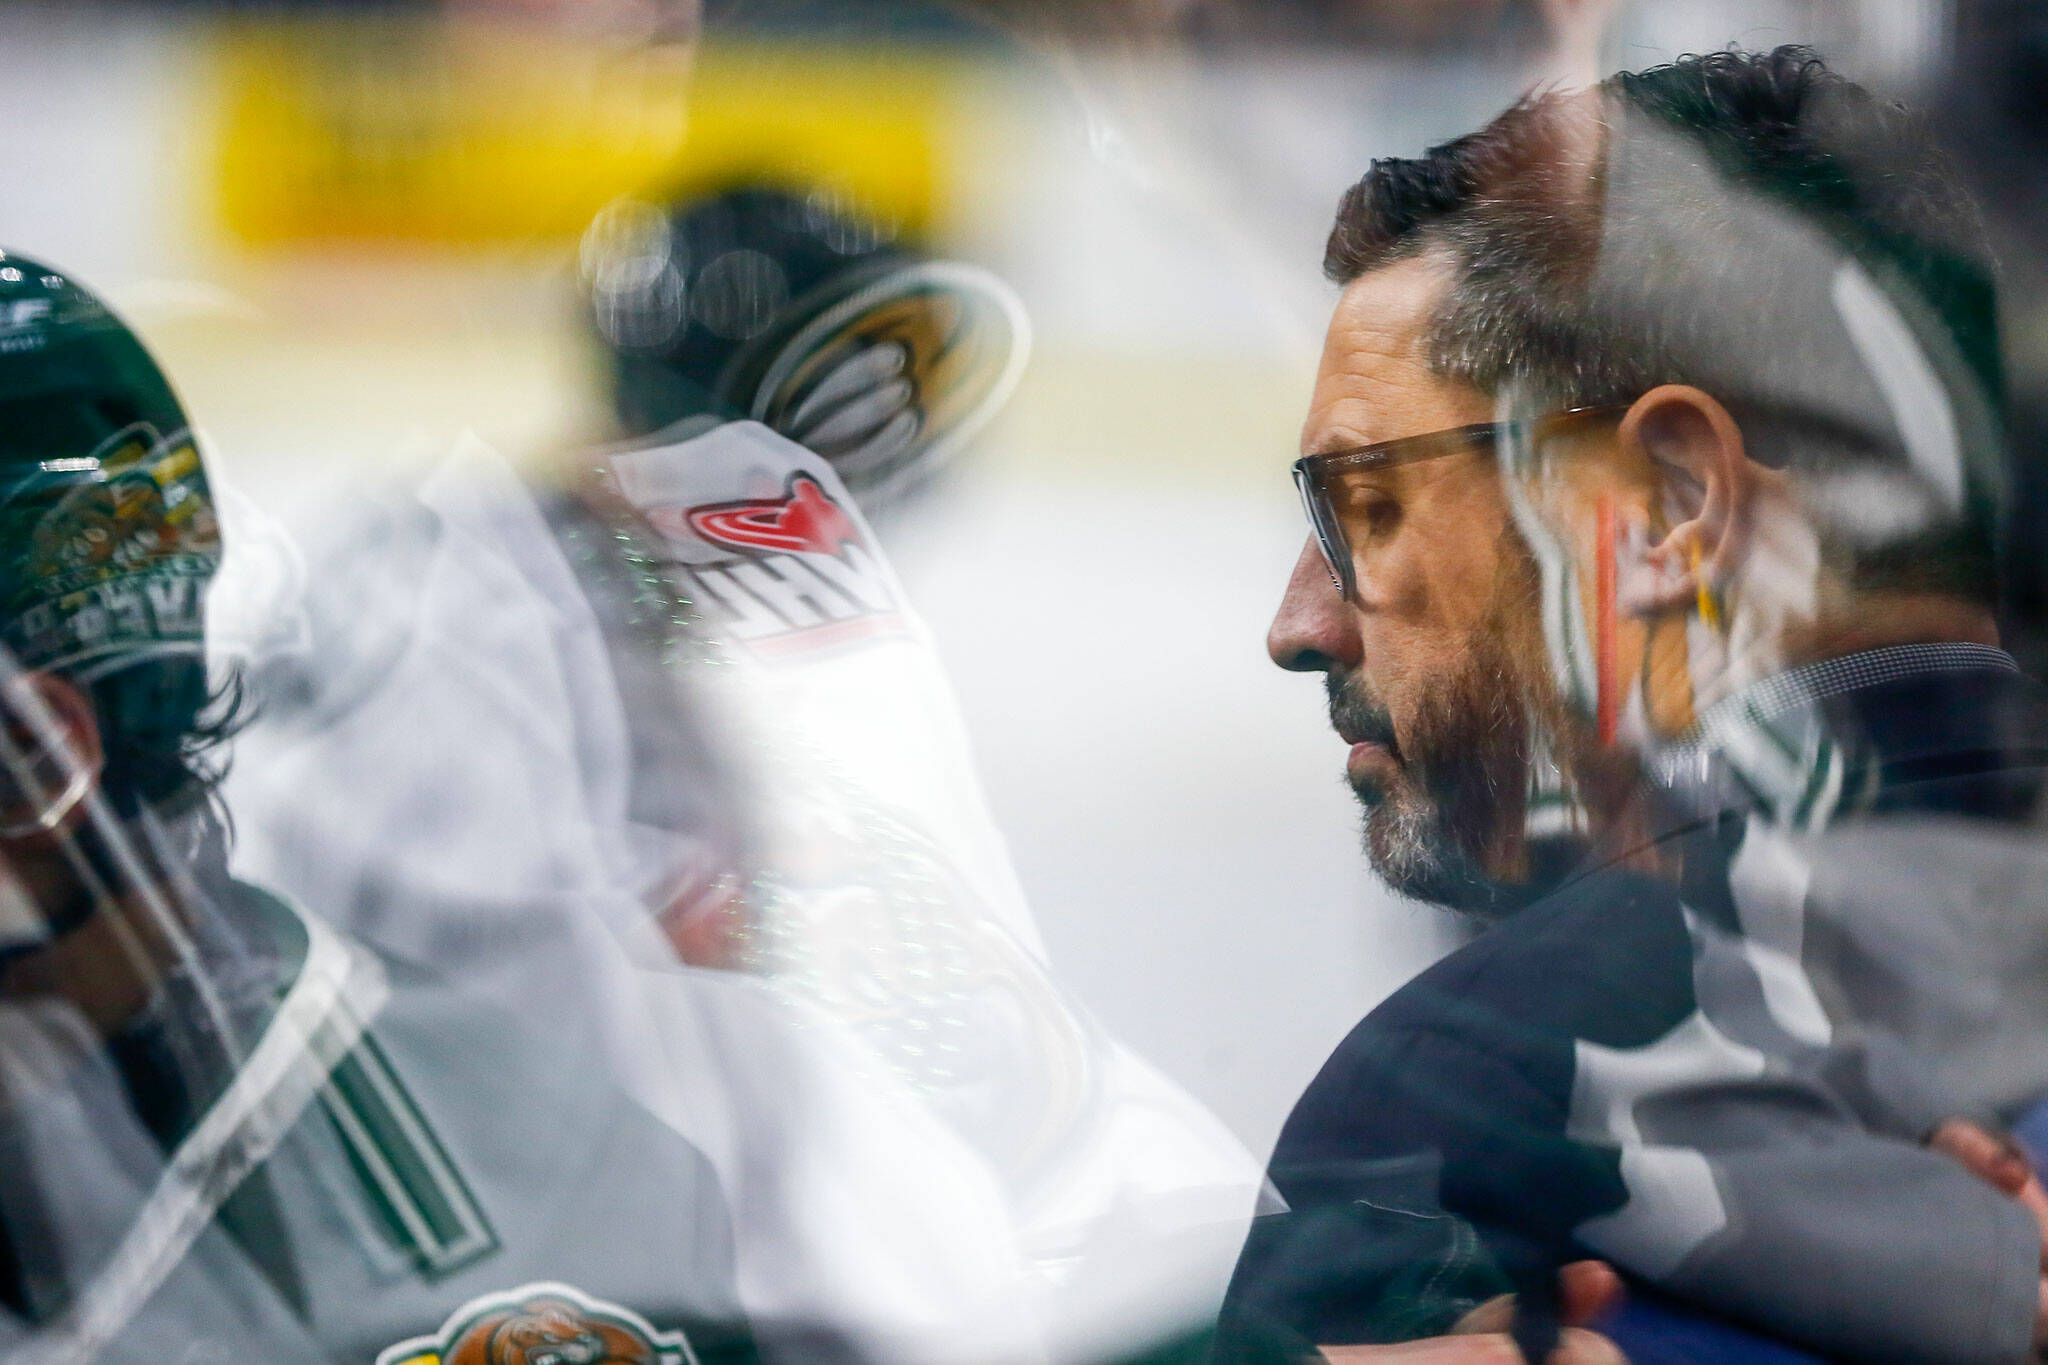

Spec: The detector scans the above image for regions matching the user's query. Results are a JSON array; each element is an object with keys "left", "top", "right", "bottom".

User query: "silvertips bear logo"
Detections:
[
  {"left": 376, "top": 1282, "right": 698, "bottom": 1365},
  {"left": 654, "top": 472, "right": 906, "bottom": 658}
]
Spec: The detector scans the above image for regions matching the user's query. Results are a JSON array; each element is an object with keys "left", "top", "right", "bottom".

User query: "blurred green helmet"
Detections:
[{"left": 0, "top": 252, "right": 221, "bottom": 797}]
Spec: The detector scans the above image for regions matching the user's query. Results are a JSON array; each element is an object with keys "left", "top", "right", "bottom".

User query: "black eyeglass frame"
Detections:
[{"left": 1290, "top": 405, "right": 1628, "bottom": 601}]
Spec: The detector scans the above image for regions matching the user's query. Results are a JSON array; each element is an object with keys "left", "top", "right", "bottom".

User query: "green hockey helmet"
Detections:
[{"left": 0, "top": 252, "right": 221, "bottom": 802}]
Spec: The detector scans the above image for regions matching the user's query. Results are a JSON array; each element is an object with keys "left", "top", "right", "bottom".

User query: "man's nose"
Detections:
[{"left": 1268, "top": 539, "right": 1362, "bottom": 673}]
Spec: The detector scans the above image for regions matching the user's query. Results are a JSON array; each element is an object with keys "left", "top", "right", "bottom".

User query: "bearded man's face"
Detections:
[
  {"left": 1318, "top": 551, "right": 1548, "bottom": 913},
  {"left": 1269, "top": 256, "right": 1565, "bottom": 915}
]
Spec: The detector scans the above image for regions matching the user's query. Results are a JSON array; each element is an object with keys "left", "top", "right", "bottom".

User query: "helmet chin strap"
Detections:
[
  {"left": 0, "top": 756, "right": 90, "bottom": 840},
  {"left": 0, "top": 672, "right": 94, "bottom": 840}
]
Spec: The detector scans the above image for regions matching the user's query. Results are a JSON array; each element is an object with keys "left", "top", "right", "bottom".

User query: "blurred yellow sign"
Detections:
[{"left": 212, "top": 21, "right": 960, "bottom": 248}]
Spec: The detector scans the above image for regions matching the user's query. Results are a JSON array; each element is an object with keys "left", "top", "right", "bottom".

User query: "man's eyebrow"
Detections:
[{"left": 1302, "top": 427, "right": 1373, "bottom": 459}]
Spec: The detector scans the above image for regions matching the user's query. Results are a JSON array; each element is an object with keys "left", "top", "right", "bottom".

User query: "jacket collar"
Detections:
[{"left": 1649, "top": 642, "right": 2025, "bottom": 832}]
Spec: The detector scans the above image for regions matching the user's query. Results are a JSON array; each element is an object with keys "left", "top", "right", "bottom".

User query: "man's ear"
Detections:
[{"left": 1617, "top": 384, "right": 1755, "bottom": 615}]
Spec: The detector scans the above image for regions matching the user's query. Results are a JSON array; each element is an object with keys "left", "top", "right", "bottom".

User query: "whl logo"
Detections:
[
  {"left": 687, "top": 475, "right": 864, "bottom": 560},
  {"left": 660, "top": 473, "right": 906, "bottom": 659}
]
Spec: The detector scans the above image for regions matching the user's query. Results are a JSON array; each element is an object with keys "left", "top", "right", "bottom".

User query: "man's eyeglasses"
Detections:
[{"left": 1291, "top": 405, "right": 1626, "bottom": 601}]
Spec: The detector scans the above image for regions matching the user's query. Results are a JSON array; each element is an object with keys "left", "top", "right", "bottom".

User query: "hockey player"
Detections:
[
  {"left": 0, "top": 255, "right": 762, "bottom": 1365},
  {"left": 220, "top": 190, "right": 1264, "bottom": 1364}
]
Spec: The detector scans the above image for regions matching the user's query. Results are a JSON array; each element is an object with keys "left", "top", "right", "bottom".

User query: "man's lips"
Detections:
[
  {"left": 1327, "top": 675, "right": 1400, "bottom": 781},
  {"left": 1336, "top": 720, "right": 1401, "bottom": 787},
  {"left": 1334, "top": 717, "right": 1399, "bottom": 756},
  {"left": 1345, "top": 738, "right": 1401, "bottom": 786}
]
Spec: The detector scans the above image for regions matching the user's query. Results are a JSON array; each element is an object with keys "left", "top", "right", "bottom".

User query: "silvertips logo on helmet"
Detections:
[
  {"left": 3, "top": 423, "right": 217, "bottom": 678},
  {"left": 0, "top": 252, "right": 220, "bottom": 684}
]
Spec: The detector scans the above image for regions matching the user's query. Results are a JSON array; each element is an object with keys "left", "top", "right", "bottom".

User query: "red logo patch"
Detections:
[{"left": 685, "top": 475, "right": 863, "bottom": 560}]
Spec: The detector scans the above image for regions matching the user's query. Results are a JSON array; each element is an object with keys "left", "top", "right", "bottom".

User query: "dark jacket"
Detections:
[{"left": 1220, "top": 646, "right": 2048, "bottom": 1364}]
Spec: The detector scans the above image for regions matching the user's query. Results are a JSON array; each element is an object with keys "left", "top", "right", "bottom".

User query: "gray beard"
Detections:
[
  {"left": 1362, "top": 785, "right": 1499, "bottom": 911},
  {"left": 1335, "top": 638, "right": 1536, "bottom": 919}
]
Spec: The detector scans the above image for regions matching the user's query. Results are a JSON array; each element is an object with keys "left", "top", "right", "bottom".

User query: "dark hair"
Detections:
[
  {"left": 1325, "top": 46, "right": 2003, "bottom": 602},
  {"left": 84, "top": 660, "right": 245, "bottom": 818}
]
